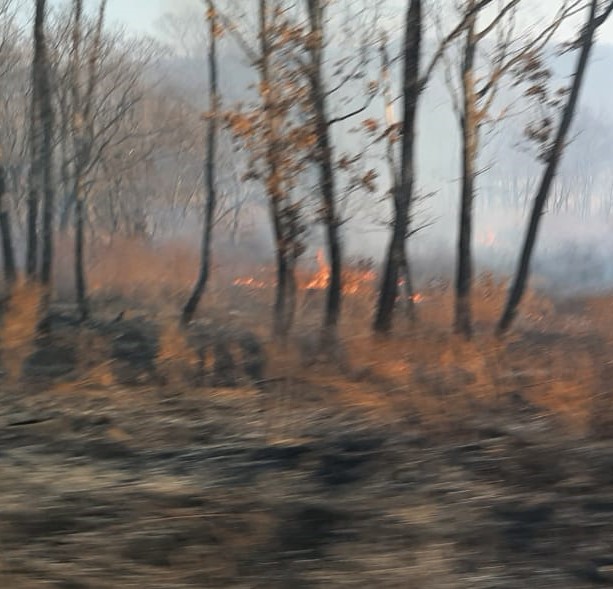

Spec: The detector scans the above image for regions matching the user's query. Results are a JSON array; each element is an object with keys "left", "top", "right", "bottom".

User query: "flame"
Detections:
[
  {"left": 231, "top": 249, "right": 426, "bottom": 300},
  {"left": 304, "top": 249, "right": 377, "bottom": 295},
  {"left": 397, "top": 278, "right": 426, "bottom": 304},
  {"left": 479, "top": 229, "right": 496, "bottom": 247},
  {"left": 233, "top": 277, "right": 267, "bottom": 288},
  {"left": 305, "top": 249, "right": 330, "bottom": 290}
]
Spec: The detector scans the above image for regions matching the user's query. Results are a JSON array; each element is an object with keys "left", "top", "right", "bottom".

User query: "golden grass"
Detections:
[
  {"left": 0, "top": 236, "right": 605, "bottom": 436},
  {"left": 0, "top": 280, "right": 44, "bottom": 382},
  {"left": 157, "top": 320, "right": 201, "bottom": 385},
  {"left": 267, "top": 275, "right": 604, "bottom": 435}
]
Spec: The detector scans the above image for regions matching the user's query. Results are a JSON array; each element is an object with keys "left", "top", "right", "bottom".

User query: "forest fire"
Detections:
[
  {"left": 232, "top": 277, "right": 268, "bottom": 289},
  {"left": 304, "top": 250, "right": 330, "bottom": 291},
  {"left": 230, "top": 251, "right": 430, "bottom": 301},
  {"left": 231, "top": 249, "right": 379, "bottom": 295},
  {"left": 304, "top": 249, "right": 378, "bottom": 294}
]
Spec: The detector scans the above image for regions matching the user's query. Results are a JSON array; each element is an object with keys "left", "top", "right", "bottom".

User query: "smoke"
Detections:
[{"left": 98, "top": 1, "right": 613, "bottom": 299}]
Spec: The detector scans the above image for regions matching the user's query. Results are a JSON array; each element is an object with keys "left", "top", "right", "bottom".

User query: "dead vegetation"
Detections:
[{"left": 0, "top": 244, "right": 612, "bottom": 587}]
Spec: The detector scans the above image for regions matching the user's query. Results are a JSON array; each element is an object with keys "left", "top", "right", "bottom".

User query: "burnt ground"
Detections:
[
  {"left": 2, "top": 373, "right": 613, "bottom": 589},
  {"left": 2, "top": 289, "right": 613, "bottom": 588}
]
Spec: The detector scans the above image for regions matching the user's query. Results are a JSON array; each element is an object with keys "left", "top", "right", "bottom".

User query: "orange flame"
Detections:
[
  {"left": 479, "top": 229, "right": 496, "bottom": 247},
  {"left": 304, "top": 249, "right": 377, "bottom": 295},
  {"left": 231, "top": 249, "right": 427, "bottom": 300},
  {"left": 233, "top": 277, "right": 267, "bottom": 288},
  {"left": 397, "top": 278, "right": 426, "bottom": 304},
  {"left": 305, "top": 249, "right": 330, "bottom": 290}
]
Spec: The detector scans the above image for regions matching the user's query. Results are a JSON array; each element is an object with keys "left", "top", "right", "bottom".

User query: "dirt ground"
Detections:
[{"left": 2, "top": 282, "right": 613, "bottom": 588}]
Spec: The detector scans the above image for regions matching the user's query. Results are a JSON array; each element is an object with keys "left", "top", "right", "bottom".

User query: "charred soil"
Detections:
[{"left": 1, "top": 284, "right": 613, "bottom": 587}]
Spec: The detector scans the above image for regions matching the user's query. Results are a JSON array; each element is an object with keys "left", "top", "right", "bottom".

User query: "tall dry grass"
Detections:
[
  {"left": 0, "top": 280, "right": 44, "bottom": 382},
  {"left": 0, "top": 234, "right": 606, "bottom": 437}
]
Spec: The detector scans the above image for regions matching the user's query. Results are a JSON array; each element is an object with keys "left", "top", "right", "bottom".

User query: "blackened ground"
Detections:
[
  {"left": 1, "top": 375, "right": 613, "bottom": 589},
  {"left": 1, "top": 288, "right": 613, "bottom": 588}
]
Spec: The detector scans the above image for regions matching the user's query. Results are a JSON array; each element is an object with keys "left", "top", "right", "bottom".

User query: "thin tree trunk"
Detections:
[
  {"left": 497, "top": 0, "right": 601, "bottom": 334},
  {"left": 0, "top": 163, "right": 16, "bottom": 284},
  {"left": 182, "top": 0, "right": 218, "bottom": 325},
  {"left": 273, "top": 248, "right": 288, "bottom": 337},
  {"left": 26, "top": 180, "right": 39, "bottom": 278},
  {"left": 306, "top": 0, "right": 342, "bottom": 343},
  {"left": 70, "top": 0, "right": 107, "bottom": 317},
  {"left": 75, "top": 195, "right": 88, "bottom": 320},
  {"left": 27, "top": 1, "right": 45, "bottom": 280},
  {"left": 58, "top": 91, "right": 73, "bottom": 233},
  {"left": 399, "top": 247, "right": 415, "bottom": 319},
  {"left": 259, "top": 0, "right": 291, "bottom": 339},
  {"left": 379, "top": 35, "right": 416, "bottom": 322},
  {"left": 373, "top": 0, "right": 421, "bottom": 334},
  {"left": 38, "top": 0, "right": 54, "bottom": 287},
  {"left": 284, "top": 261, "right": 297, "bottom": 335},
  {"left": 72, "top": 175, "right": 89, "bottom": 321},
  {"left": 71, "top": 0, "right": 87, "bottom": 320},
  {"left": 454, "top": 10, "right": 477, "bottom": 339}
]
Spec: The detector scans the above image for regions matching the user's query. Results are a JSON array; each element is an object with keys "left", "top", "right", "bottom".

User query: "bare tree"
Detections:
[
  {"left": 373, "top": 0, "right": 500, "bottom": 334},
  {"left": 497, "top": 0, "right": 613, "bottom": 333},
  {"left": 443, "top": 0, "right": 580, "bottom": 339},
  {"left": 222, "top": 0, "right": 309, "bottom": 338},
  {"left": 0, "top": 0, "right": 19, "bottom": 284},
  {"left": 37, "top": 0, "right": 55, "bottom": 288},
  {"left": 193, "top": 0, "right": 378, "bottom": 340},
  {"left": 453, "top": 0, "right": 478, "bottom": 338},
  {"left": 305, "top": 0, "right": 343, "bottom": 343},
  {"left": 69, "top": 0, "right": 108, "bottom": 320},
  {"left": 182, "top": 0, "right": 220, "bottom": 325},
  {"left": 0, "top": 152, "right": 16, "bottom": 283},
  {"left": 27, "top": 0, "right": 47, "bottom": 279},
  {"left": 373, "top": 0, "right": 421, "bottom": 333}
]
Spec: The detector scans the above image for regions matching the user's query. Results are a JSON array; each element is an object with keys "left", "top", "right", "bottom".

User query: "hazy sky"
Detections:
[{"left": 81, "top": 0, "right": 613, "bottom": 44}]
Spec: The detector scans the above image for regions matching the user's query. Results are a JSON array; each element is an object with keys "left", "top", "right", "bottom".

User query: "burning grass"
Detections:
[
  {"left": 232, "top": 249, "right": 379, "bottom": 296},
  {"left": 0, "top": 236, "right": 609, "bottom": 436},
  {"left": 1, "top": 241, "right": 613, "bottom": 589}
]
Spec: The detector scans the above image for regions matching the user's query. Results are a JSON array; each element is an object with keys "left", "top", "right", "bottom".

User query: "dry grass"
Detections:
[
  {"left": 263, "top": 274, "right": 605, "bottom": 436},
  {"left": 0, "top": 280, "right": 44, "bottom": 382},
  {"left": 157, "top": 320, "right": 201, "bottom": 385},
  {"left": 2, "top": 244, "right": 613, "bottom": 588},
  {"left": 0, "top": 237, "right": 607, "bottom": 437}
]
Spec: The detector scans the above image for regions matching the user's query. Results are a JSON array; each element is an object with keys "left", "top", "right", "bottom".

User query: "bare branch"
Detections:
[
  {"left": 420, "top": 0, "right": 497, "bottom": 89},
  {"left": 328, "top": 91, "right": 377, "bottom": 126}
]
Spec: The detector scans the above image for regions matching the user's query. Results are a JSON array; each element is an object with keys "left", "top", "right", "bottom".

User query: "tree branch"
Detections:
[
  {"left": 328, "top": 91, "right": 377, "bottom": 126},
  {"left": 420, "top": 0, "right": 497, "bottom": 89}
]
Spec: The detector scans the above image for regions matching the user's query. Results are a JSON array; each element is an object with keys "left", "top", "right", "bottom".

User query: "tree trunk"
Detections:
[
  {"left": 37, "top": 0, "right": 54, "bottom": 287},
  {"left": 71, "top": 175, "right": 89, "bottom": 321},
  {"left": 306, "top": 0, "right": 342, "bottom": 343},
  {"left": 284, "top": 261, "right": 297, "bottom": 335},
  {"left": 497, "top": 0, "right": 601, "bottom": 334},
  {"left": 27, "top": 1, "right": 46, "bottom": 280},
  {"left": 75, "top": 194, "right": 88, "bottom": 320},
  {"left": 259, "top": 0, "right": 292, "bottom": 340},
  {"left": 181, "top": 0, "right": 218, "bottom": 325},
  {"left": 0, "top": 163, "right": 16, "bottom": 284},
  {"left": 454, "top": 10, "right": 477, "bottom": 339},
  {"left": 26, "top": 181, "right": 39, "bottom": 279},
  {"left": 58, "top": 91, "right": 73, "bottom": 233},
  {"left": 273, "top": 246, "right": 289, "bottom": 337},
  {"left": 373, "top": 0, "right": 421, "bottom": 334},
  {"left": 399, "top": 247, "right": 415, "bottom": 319}
]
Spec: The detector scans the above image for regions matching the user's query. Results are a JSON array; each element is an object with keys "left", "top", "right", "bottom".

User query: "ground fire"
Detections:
[{"left": 232, "top": 249, "right": 420, "bottom": 298}]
